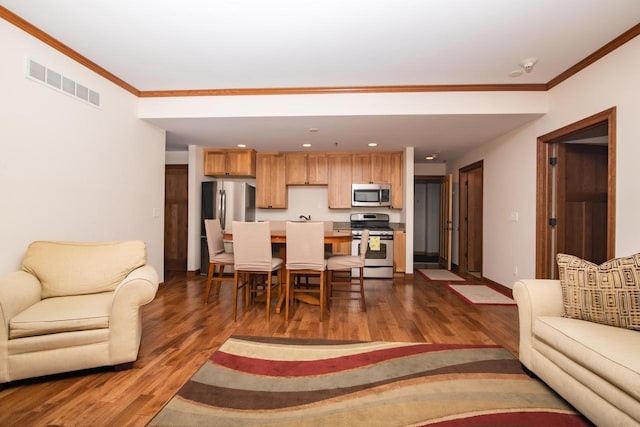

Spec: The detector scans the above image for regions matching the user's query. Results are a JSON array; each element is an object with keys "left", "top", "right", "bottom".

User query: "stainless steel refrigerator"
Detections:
[{"left": 200, "top": 180, "right": 256, "bottom": 275}]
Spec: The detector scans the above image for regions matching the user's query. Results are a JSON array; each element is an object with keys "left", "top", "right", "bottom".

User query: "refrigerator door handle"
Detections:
[{"left": 219, "top": 189, "right": 226, "bottom": 230}]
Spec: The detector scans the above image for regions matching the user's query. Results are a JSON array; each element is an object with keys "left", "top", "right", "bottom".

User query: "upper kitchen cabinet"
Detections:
[
  {"left": 204, "top": 149, "right": 256, "bottom": 177},
  {"left": 390, "top": 152, "right": 403, "bottom": 209},
  {"left": 285, "top": 153, "right": 328, "bottom": 185},
  {"left": 256, "top": 152, "right": 287, "bottom": 209},
  {"left": 327, "top": 153, "right": 352, "bottom": 209},
  {"left": 351, "top": 152, "right": 392, "bottom": 184}
]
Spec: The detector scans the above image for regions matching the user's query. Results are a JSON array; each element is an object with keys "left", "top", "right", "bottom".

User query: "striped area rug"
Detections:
[{"left": 149, "top": 336, "right": 591, "bottom": 426}]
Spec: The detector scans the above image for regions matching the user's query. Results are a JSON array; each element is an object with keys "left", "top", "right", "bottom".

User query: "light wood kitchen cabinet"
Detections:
[
  {"left": 256, "top": 153, "right": 287, "bottom": 208},
  {"left": 351, "top": 152, "right": 392, "bottom": 184},
  {"left": 390, "top": 151, "right": 403, "bottom": 209},
  {"left": 393, "top": 230, "right": 406, "bottom": 273},
  {"left": 285, "top": 153, "right": 328, "bottom": 185},
  {"left": 327, "top": 153, "right": 352, "bottom": 209},
  {"left": 204, "top": 149, "right": 256, "bottom": 177}
]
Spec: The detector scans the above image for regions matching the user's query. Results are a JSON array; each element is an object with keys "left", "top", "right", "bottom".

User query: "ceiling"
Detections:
[{"left": 2, "top": 1, "right": 640, "bottom": 162}]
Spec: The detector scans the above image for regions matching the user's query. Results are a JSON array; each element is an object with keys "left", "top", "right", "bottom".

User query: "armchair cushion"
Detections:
[
  {"left": 557, "top": 253, "right": 640, "bottom": 330},
  {"left": 22, "top": 241, "right": 146, "bottom": 298},
  {"left": 9, "top": 292, "right": 112, "bottom": 339}
]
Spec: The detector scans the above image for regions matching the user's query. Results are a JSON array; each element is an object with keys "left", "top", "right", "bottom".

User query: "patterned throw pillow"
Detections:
[{"left": 556, "top": 253, "right": 640, "bottom": 330}]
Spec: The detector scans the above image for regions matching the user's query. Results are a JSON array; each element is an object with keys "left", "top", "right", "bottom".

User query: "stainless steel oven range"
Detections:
[{"left": 350, "top": 213, "right": 394, "bottom": 278}]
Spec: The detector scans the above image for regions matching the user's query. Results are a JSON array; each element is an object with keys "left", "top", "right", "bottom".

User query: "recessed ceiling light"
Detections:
[
  {"left": 309, "top": 128, "right": 319, "bottom": 133},
  {"left": 425, "top": 154, "right": 436, "bottom": 160},
  {"left": 509, "top": 69, "right": 523, "bottom": 78},
  {"left": 237, "top": 144, "right": 247, "bottom": 148},
  {"left": 368, "top": 142, "right": 378, "bottom": 147},
  {"left": 302, "top": 143, "right": 312, "bottom": 148}
]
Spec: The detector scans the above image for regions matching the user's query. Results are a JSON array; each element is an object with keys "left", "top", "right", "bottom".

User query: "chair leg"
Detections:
[
  {"left": 359, "top": 267, "right": 366, "bottom": 312},
  {"left": 204, "top": 262, "right": 215, "bottom": 303},
  {"left": 285, "top": 270, "right": 292, "bottom": 320},
  {"left": 233, "top": 271, "right": 240, "bottom": 321},
  {"left": 319, "top": 270, "right": 325, "bottom": 322},
  {"left": 266, "top": 271, "right": 272, "bottom": 321},
  {"left": 327, "top": 270, "right": 333, "bottom": 308},
  {"left": 215, "top": 264, "right": 225, "bottom": 297}
]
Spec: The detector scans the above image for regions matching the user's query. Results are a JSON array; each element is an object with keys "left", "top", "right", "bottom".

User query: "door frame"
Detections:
[
  {"left": 458, "top": 160, "right": 484, "bottom": 276},
  {"left": 414, "top": 175, "right": 443, "bottom": 261},
  {"left": 536, "top": 107, "right": 616, "bottom": 278},
  {"left": 439, "top": 174, "right": 453, "bottom": 270}
]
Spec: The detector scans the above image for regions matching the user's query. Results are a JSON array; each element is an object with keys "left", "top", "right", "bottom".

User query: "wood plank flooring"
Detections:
[{"left": 0, "top": 270, "right": 519, "bottom": 426}]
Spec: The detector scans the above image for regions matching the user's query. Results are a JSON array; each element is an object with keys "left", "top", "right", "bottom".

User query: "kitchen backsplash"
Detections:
[{"left": 256, "top": 186, "right": 403, "bottom": 223}]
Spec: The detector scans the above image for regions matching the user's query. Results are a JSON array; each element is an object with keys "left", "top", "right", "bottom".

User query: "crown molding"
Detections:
[
  {"left": 2, "top": 5, "right": 639, "bottom": 98},
  {"left": 138, "top": 84, "right": 547, "bottom": 97},
  {"left": 0, "top": 6, "right": 140, "bottom": 96},
  {"left": 547, "top": 22, "right": 640, "bottom": 89}
]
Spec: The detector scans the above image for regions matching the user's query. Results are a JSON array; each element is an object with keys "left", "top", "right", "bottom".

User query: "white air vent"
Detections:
[{"left": 26, "top": 58, "right": 101, "bottom": 109}]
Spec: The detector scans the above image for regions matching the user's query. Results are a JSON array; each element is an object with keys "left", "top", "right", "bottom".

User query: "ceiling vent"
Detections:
[{"left": 26, "top": 58, "right": 101, "bottom": 108}]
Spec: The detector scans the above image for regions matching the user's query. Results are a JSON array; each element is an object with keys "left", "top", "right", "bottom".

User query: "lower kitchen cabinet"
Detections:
[{"left": 393, "top": 230, "right": 406, "bottom": 273}]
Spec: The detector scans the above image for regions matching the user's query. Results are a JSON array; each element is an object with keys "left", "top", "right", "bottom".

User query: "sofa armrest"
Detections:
[
  {"left": 108, "top": 265, "right": 159, "bottom": 364},
  {"left": 513, "top": 279, "right": 563, "bottom": 369},
  {"left": 0, "top": 271, "right": 42, "bottom": 340}
]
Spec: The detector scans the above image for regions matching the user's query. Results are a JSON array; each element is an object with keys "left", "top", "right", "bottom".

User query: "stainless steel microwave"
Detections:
[{"left": 352, "top": 183, "right": 391, "bottom": 207}]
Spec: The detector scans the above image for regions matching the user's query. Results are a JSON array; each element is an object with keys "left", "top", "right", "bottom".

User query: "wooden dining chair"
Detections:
[
  {"left": 231, "top": 221, "right": 283, "bottom": 321},
  {"left": 203, "top": 218, "right": 234, "bottom": 303},
  {"left": 284, "top": 221, "right": 327, "bottom": 321},
  {"left": 326, "top": 229, "right": 369, "bottom": 312}
]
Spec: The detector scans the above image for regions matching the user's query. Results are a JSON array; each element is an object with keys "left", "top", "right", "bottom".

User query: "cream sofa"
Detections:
[
  {"left": 514, "top": 279, "right": 640, "bottom": 426},
  {"left": 0, "top": 240, "right": 158, "bottom": 388}
]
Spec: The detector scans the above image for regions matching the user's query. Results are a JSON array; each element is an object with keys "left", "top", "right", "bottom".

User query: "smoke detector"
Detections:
[
  {"left": 508, "top": 57, "right": 538, "bottom": 78},
  {"left": 519, "top": 57, "right": 538, "bottom": 73}
]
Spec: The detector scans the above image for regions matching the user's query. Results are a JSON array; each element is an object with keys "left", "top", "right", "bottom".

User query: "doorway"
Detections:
[
  {"left": 536, "top": 108, "right": 616, "bottom": 278},
  {"left": 414, "top": 176, "right": 442, "bottom": 264},
  {"left": 459, "top": 161, "right": 483, "bottom": 277},
  {"left": 164, "top": 164, "right": 189, "bottom": 272}
]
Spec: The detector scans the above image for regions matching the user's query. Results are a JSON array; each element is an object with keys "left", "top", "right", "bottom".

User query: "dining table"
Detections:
[{"left": 223, "top": 225, "right": 353, "bottom": 313}]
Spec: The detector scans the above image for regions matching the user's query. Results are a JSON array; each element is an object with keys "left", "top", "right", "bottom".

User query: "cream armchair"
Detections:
[{"left": 0, "top": 240, "right": 159, "bottom": 388}]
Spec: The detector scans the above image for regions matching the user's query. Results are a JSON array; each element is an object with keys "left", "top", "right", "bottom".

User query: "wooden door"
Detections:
[
  {"left": 164, "top": 165, "right": 188, "bottom": 271},
  {"left": 556, "top": 143, "right": 608, "bottom": 264},
  {"left": 439, "top": 174, "right": 452, "bottom": 270},
  {"left": 536, "top": 108, "right": 615, "bottom": 279},
  {"left": 459, "top": 162, "right": 483, "bottom": 274}
]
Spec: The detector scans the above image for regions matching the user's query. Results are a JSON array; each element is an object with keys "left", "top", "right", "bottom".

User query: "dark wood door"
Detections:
[
  {"left": 556, "top": 143, "right": 608, "bottom": 265},
  {"left": 164, "top": 165, "right": 188, "bottom": 271},
  {"left": 459, "top": 162, "right": 483, "bottom": 274},
  {"left": 439, "top": 174, "right": 452, "bottom": 270},
  {"left": 466, "top": 166, "right": 483, "bottom": 272}
]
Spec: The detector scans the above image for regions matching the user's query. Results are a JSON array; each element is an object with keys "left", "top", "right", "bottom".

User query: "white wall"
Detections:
[
  {"left": 165, "top": 150, "right": 189, "bottom": 165},
  {"left": 448, "top": 35, "right": 640, "bottom": 288},
  {"left": 414, "top": 163, "right": 447, "bottom": 176},
  {"left": 0, "top": 20, "right": 166, "bottom": 279}
]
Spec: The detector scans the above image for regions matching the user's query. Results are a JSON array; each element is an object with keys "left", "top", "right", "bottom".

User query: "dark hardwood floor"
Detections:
[{"left": 0, "top": 269, "right": 519, "bottom": 426}]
